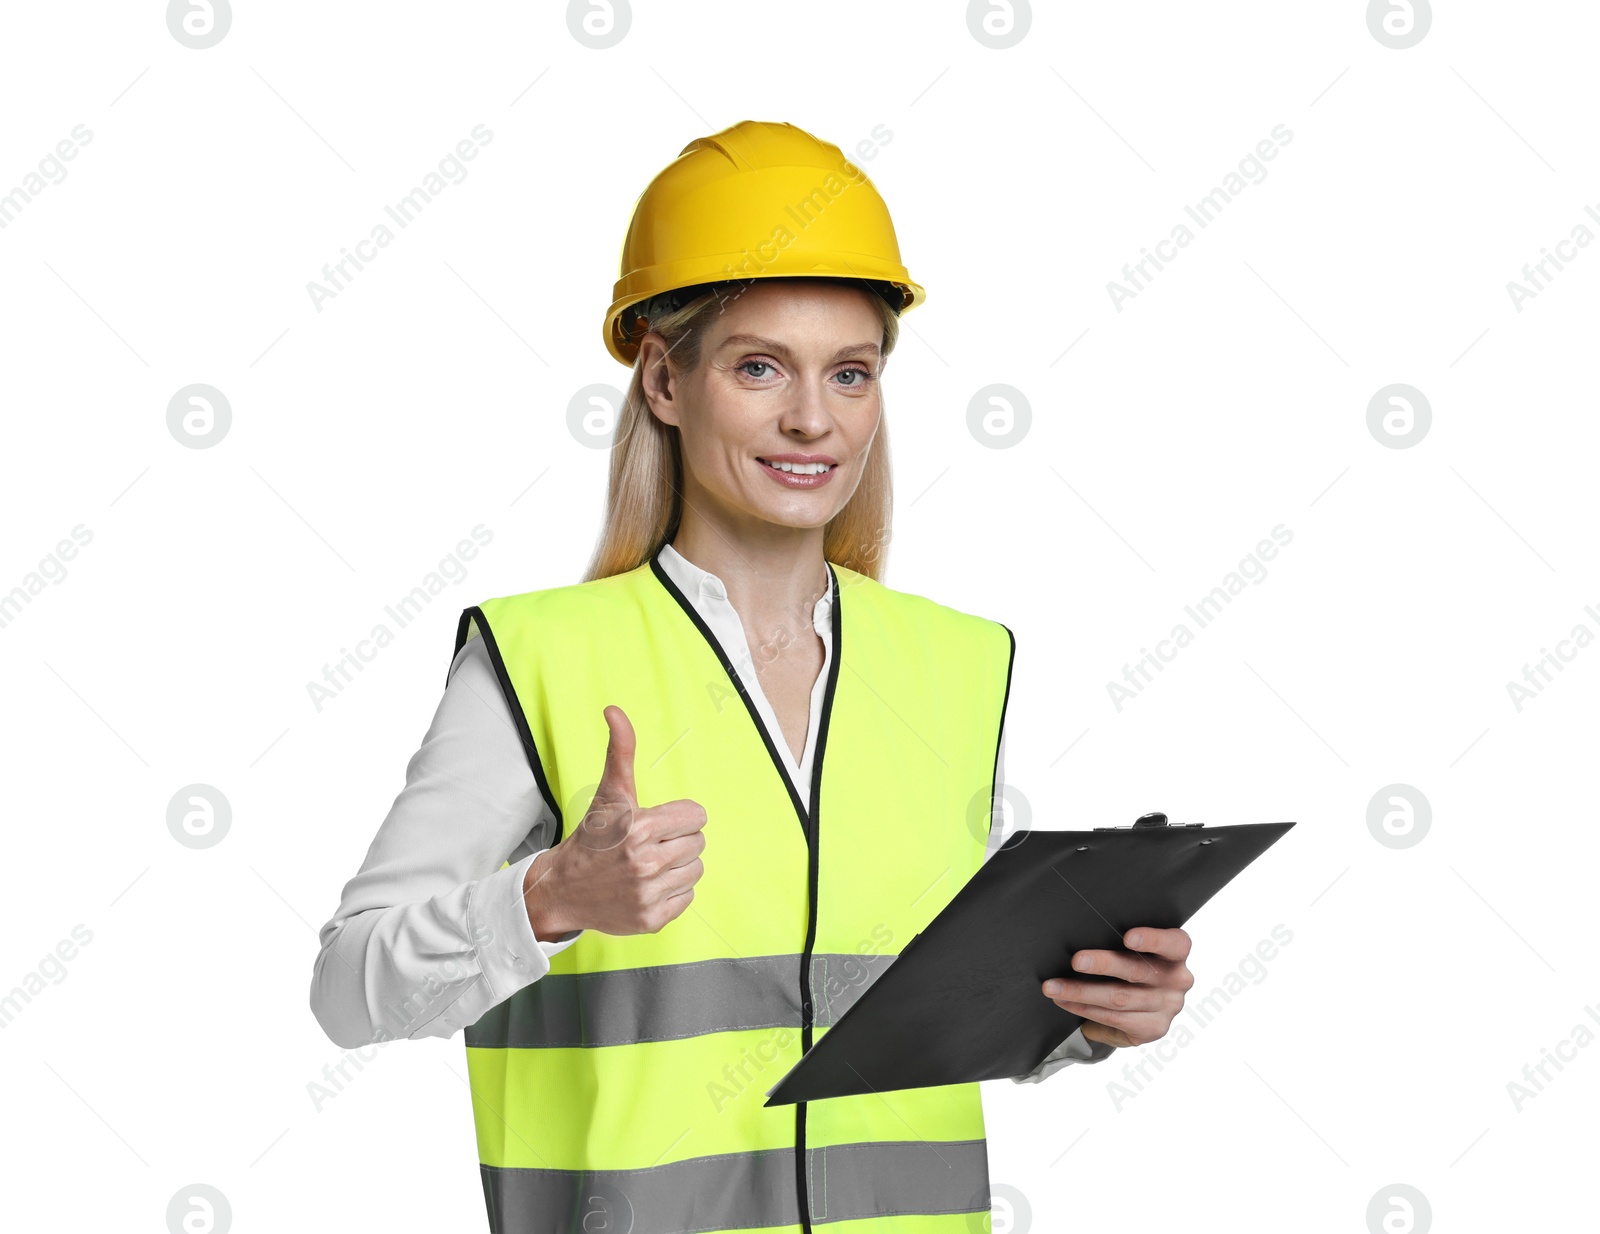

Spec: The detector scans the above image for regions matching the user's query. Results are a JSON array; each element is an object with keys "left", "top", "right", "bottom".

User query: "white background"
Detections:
[{"left": 2, "top": 2, "right": 1595, "bottom": 1231}]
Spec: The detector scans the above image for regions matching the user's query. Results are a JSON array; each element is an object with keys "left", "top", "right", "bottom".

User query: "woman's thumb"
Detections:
[{"left": 597, "top": 704, "right": 638, "bottom": 804}]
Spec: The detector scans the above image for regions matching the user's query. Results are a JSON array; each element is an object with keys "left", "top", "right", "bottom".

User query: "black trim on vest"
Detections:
[
  {"left": 795, "top": 558, "right": 843, "bottom": 1234},
  {"left": 644, "top": 546, "right": 826, "bottom": 836},
  {"left": 453, "top": 605, "right": 566, "bottom": 845},
  {"left": 993, "top": 621, "right": 1017, "bottom": 818},
  {"left": 645, "top": 542, "right": 843, "bottom": 1234}
]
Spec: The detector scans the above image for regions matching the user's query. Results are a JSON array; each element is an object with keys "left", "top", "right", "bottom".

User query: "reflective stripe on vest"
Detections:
[
  {"left": 454, "top": 546, "right": 1015, "bottom": 1234},
  {"left": 481, "top": 1139, "right": 992, "bottom": 1230},
  {"left": 467, "top": 951, "right": 898, "bottom": 1047}
]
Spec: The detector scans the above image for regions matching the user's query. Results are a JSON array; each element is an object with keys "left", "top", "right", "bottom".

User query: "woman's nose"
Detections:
[{"left": 777, "top": 375, "right": 834, "bottom": 433}]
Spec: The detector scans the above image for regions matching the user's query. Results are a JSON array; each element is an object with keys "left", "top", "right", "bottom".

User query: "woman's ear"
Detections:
[{"left": 637, "top": 332, "right": 681, "bottom": 428}]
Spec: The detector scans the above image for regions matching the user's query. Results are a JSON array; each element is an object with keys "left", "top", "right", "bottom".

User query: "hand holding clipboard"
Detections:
[
  {"left": 765, "top": 813, "right": 1295, "bottom": 1105},
  {"left": 1036, "top": 813, "right": 1209, "bottom": 1050}
]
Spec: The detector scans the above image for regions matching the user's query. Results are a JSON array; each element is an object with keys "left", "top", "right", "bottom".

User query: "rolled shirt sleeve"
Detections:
[{"left": 1010, "top": 1026, "right": 1119, "bottom": 1083}]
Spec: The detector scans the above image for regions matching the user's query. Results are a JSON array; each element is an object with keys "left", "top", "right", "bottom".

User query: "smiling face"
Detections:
[{"left": 639, "top": 279, "right": 885, "bottom": 537}]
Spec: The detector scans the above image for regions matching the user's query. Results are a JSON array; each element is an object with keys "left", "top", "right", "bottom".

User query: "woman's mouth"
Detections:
[{"left": 757, "top": 457, "right": 838, "bottom": 488}]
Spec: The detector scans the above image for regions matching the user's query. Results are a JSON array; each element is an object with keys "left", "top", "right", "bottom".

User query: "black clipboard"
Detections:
[{"left": 764, "top": 815, "right": 1295, "bottom": 1105}]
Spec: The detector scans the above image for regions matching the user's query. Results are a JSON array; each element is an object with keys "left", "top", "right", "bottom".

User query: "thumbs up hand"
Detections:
[{"left": 523, "top": 705, "right": 708, "bottom": 939}]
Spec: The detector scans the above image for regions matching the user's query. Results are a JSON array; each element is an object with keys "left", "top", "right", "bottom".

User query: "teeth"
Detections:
[{"left": 765, "top": 460, "right": 833, "bottom": 475}]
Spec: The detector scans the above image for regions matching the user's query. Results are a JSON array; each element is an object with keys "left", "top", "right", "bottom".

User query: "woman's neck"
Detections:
[{"left": 669, "top": 525, "right": 829, "bottom": 634}]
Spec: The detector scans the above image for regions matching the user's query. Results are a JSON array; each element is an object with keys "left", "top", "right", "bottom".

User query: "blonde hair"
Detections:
[{"left": 583, "top": 277, "right": 901, "bottom": 583}]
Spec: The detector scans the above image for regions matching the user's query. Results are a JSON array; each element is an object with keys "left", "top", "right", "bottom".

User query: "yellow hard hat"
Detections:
[{"left": 603, "top": 120, "right": 925, "bottom": 367}]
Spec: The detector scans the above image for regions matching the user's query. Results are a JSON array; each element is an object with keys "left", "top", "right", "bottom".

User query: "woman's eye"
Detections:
[{"left": 736, "top": 360, "right": 875, "bottom": 386}]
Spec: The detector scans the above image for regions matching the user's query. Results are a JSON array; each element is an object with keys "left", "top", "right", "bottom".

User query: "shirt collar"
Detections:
[{"left": 658, "top": 542, "right": 833, "bottom": 614}]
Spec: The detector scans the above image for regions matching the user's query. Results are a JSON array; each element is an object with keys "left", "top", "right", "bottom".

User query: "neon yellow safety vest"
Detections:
[{"left": 453, "top": 545, "right": 1016, "bottom": 1233}]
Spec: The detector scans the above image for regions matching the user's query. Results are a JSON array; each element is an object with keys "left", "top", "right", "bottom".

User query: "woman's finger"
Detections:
[
  {"left": 1080, "top": 1020, "right": 1136, "bottom": 1049},
  {"left": 1069, "top": 948, "right": 1171, "bottom": 985},
  {"left": 1044, "top": 978, "right": 1180, "bottom": 1015},
  {"left": 1122, "top": 926, "right": 1191, "bottom": 962},
  {"left": 1053, "top": 1001, "right": 1167, "bottom": 1043}
]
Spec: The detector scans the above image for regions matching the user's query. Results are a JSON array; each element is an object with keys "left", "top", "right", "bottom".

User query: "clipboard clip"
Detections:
[{"left": 1093, "top": 812, "right": 1208, "bottom": 831}]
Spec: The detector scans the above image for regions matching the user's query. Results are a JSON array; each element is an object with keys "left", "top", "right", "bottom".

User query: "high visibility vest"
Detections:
[{"left": 453, "top": 545, "right": 1015, "bottom": 1234}]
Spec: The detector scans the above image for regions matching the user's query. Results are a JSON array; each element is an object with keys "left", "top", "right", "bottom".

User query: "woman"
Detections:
[{"left": 311, "top": 120, "right": 1193, "bottom": 1233}]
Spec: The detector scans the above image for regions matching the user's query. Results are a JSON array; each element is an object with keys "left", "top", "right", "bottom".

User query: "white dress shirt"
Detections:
[{"left": 310, "top": 543, "right": 1110, "bottom": 1082}]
